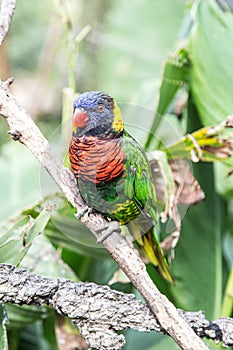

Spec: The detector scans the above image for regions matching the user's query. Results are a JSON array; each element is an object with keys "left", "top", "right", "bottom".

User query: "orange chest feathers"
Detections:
[{"left": 69, "top": 136, "right": 126, "bottom": 184}]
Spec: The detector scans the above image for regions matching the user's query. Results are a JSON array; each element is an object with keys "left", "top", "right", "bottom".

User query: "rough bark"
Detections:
[{"left": 0, "top": 264, "right": 232, "bottom": 350}]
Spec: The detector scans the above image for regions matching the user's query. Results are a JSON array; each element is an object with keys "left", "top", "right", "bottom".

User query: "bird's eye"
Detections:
[{"left": 97, "top": 104, "right": 105, "bottom": 113}]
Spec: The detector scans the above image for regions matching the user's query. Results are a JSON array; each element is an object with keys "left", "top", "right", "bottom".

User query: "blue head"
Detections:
[{"left": 72, "top": 91, "right": 123, "bottom": 137}]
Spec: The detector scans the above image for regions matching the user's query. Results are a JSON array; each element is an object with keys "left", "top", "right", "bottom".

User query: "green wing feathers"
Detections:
[{"left": 121, "top": 133, "right": 173, "bottom": 283}]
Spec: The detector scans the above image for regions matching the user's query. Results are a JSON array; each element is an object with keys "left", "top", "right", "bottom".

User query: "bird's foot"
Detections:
[
  {"left": 75, "top": 206, "right": 93, "bottom": 220},
  {"left": 96, "top": 221, "right": 121, "bottom": 243}
]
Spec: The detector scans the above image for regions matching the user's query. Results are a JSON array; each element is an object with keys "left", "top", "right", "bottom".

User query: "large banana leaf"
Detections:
[
  {"left": 190, "top": 0, "right": 233, "bottom": 125},
  {"left": 170, "top": 98, "right": 225, "bottom": 320},
  {"left": 145, "top": 48, "right": 190, "bottom": 150}
]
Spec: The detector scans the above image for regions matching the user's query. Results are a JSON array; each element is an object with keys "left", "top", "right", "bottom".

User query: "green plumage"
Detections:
[{"left": 70, "top": 91, "right": 173, "bottom": 283}]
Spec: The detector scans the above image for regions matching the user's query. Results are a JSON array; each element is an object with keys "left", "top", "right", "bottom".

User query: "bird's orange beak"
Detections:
[{"left": 73, "top": 108, "right": 89, "bottom": 132}]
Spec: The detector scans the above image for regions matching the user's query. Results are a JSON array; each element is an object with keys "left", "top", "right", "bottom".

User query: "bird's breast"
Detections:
[{"left": 69, "top": 135, "right": 126, "bottom": 184}]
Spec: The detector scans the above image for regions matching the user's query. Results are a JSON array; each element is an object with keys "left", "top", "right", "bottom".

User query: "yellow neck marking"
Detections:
[{"left": 112, "top": 100, "right": 124, "bottom": 133}]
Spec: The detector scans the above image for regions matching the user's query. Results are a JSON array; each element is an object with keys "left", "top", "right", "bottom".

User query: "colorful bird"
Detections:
[{"left": 69, "top": 91, "right": 173, "bottom": 282}]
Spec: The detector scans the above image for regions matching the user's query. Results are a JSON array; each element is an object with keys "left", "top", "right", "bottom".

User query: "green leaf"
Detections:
[
  {"left": 145, "top": 47, "right": 191, "bottom": 150},
  {"left": 171, "top": 162, "right": 224, "bottom": 319},
  {"left": 156, "top": 48, "right": 190, "bottom": 117},
  {"left": 17, "top": 321, "right": 54, "bottom": 350},
  {"left": 25, "top": 209, "right": 51, "bottom": 246},
  {"left": 190, "top": 0, "right": 233, "bottom": 125},
  {"left": 0, "top": 209, "right": 51, "bottom": 266},
  {"left": 170, "top": 98, "right": 225, "bottom": 320},
  {"left": 20, "top": 234, "right": 77, "bottom": 281},
  {"left": 221, "top": 265, "right": 233, "bottom": 317},
  {"left": 0, "top": 216, "right": 31, "bottom": 264},
  {"left": 42, "top": 314, "right": 58, "bottom": 350},
  {"left": 6, "top": 305, "right": 48, "bottom": 330}
]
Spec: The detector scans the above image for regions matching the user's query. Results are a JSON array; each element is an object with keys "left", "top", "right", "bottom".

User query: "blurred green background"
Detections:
[{"left": 0, "top": 0, "right": 233, "bottom": 349}]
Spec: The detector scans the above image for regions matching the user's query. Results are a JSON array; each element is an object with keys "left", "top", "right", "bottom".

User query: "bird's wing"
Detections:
[
  {"left": 120, "top": 132, "right": 159, "bottom": 221},
  {"left": 120, "top": 132, "right": 173, "bottom": 283}
]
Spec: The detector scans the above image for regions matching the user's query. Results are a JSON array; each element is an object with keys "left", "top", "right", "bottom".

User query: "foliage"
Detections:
[
  {"left": 0, "top": 0, "right": 233, "bottom": 349},
  {"left": 190, "top": 0, "right": 233, "bottom": 125}
]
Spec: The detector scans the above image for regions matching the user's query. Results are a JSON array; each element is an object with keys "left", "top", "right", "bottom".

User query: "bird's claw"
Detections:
[
  {"left": 96, "top": 221, "right": 121, "bottom": 243},
  {"left": 75, "top": 206, "right": 93, "bottom": 220}
]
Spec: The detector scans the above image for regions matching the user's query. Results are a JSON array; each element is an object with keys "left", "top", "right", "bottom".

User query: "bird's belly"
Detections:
[{"left": 78, "top": 177, "right": 140, "bottom": 225}]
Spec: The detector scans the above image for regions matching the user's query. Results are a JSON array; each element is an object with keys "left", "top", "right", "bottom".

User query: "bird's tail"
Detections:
[{"left": 127, "top": 221, "right": 173, "bottom": 283}]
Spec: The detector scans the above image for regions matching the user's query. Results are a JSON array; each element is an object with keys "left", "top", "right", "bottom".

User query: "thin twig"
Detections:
[
  {"left": 0, "top": 0, "right": 16, "bottom": 45},
  {"left": 0, "top": 264, "right": 232, "bottom": 350}
]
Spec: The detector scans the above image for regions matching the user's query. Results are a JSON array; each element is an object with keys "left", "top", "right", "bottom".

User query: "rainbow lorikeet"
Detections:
[{"left": 69, "top": 91, "right": 173, "bottom": 283}]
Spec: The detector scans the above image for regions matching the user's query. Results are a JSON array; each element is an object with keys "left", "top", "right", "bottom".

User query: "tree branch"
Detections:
[
  {"left": 0, "top": 0, "right": 16, "bottom": 45},
  {"left": 0, "top": 264, "right": 232, "bottom": 350},
  {"left": 0, "top": 79, "right": 216, "bottom": 349}
]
